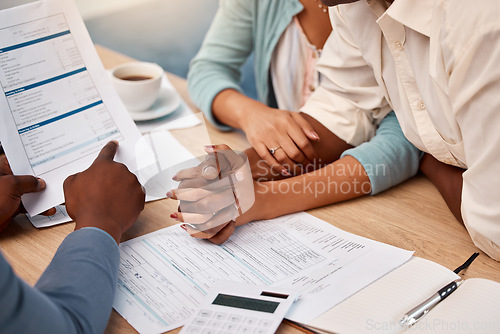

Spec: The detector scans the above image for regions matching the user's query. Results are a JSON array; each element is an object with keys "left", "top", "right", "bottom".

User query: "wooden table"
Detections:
[{"left": 1, "top": 45, "right": 499, "bottom": 334}]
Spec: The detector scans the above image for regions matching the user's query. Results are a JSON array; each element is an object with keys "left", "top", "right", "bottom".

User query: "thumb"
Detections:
[{"left": 12, "top": 176, "right": 46, "bottom": 196}]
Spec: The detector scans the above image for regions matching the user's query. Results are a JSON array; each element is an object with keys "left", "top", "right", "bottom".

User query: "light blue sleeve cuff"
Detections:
[{"left": 340, "top": 111, "right": 422, "bottom": 195}]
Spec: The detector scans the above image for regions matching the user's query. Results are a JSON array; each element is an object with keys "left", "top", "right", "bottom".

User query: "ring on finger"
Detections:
[{"left": 269, "top": 146, "right": 282, "bottom": 155}]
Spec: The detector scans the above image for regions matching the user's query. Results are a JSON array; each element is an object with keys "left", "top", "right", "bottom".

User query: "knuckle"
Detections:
[
  {"left": 289, "top": 150, "right": 302, "bottom": 161},
  {"left": 4, "top": 175, "right": 18, "bottom": 188},
  {"left": 198, "top": 198, "right": 213, "bottom": 212}
]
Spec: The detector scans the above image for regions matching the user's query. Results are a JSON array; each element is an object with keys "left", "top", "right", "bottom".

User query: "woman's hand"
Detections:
[
  {"left": 172, "top": 180, "right": 267, "bottom": 245},
  {"left": 168, "top": 144, "right": 257, "bottom": 243},
  {"left": 240, "top": 106, "right": 320, "bottom": 176},
  {"left": 211, "top": 90, "right": 320, "bottom": 177}
]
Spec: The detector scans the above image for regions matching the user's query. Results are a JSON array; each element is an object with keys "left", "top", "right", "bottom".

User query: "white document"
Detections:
[
  {"left": 135, "top": 128, "right": 196, "bottom": 202},
  {"left": 27, "top": 204, "right": 71, "bottom": 228},
  {"left": 26, "top": 126, "right": 198, "bottom": 226},
  {"left": 113, "top": 212, "right": 412, "bottom": 333},
  {"left": 0, "top": 0, "right": 141, "bottom": 215}
]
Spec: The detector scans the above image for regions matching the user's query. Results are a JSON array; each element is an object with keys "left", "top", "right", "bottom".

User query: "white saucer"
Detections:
[{"left": 128, "top": 79, "right": 181, "bottom": 121}]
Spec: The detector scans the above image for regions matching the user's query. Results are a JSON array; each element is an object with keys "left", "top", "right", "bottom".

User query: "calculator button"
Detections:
[
  {"left": 222, "top": 322, "right": 239, "bottom": 331},
  {"left": 244, "top": 317, "right": 258, "bottom": 326},
  {"left": 201, "top": 329, "right": 217, "bottom": 334},
  {"left": 239, "top": 325, "right": 254, "bottom": 333},
  {"left": 207, "top": 319, "right": 223, "bottom": 328},
  {"left": 258, "top": 319, "right": 273, "bottom": 327},
  {"left": 228, "top": 314, "right": 243, "bottom": 323},
  {"left": 252, "top": 328, "right": 269, "bottom": 334},
  {"left": 214, "top": 312, "right": 228, "bottom": 321},
  {"left": 184, "top": 326, "right": 203, "bottom": 333},
  {"left": 192, "top": 317, "right": 208, "bottom": 327},
  {"left": 198, "top": 309, "right": 213, "bottom": 318}
]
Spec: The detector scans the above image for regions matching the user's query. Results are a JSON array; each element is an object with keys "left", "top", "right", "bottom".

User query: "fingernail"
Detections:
[
  {"left": 37, "top": 178, "right": 46, "bottom": 190},
  {"left": 172, "top": 174, "right": 179, "bottom": 181},
  {"left": 111, "top": 140, "right": 119, "bottom": 145},
  {"left": 204, "top": 145, "right": 215, "bottom": 153},
  {"left": 235, "top": 171, "right": 245, "bottom": 181},
  {"left": 166, "top": 191, "right": 173, "bottom": 198},
  {"left": 202, "top": 165, "right": 218, "bottom": 178},
  {"left": 180, "top": 224, "right": 187, "bottom": 231},
  {"left": 281, "top": 168, "right": 291, "bottom": 177},
  {"left": 170, "top": 213, "right": 178, "bottom": 220},
  {"left": 309, "top": 131, "right": 320, "bottom": 141}
]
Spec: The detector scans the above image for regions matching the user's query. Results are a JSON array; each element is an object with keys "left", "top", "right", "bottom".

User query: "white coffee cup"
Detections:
[{"left": 111, "top": 62, "right": 163, "bottom": 111}]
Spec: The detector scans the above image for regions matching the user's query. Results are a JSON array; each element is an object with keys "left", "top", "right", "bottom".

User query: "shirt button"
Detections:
[
  {"left": 394, "top": 41, "right": 404, "bottom": 51},
  {"left": 417, "top": 100, "right": 426, "bottom": 110},
  {"left": 309, "top": 85, "right": 316, "bottom": 92}
]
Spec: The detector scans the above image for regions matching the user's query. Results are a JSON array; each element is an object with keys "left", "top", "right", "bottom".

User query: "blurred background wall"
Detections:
[{"left": 77, "top": 0, "right": 257, "bottom": 99}]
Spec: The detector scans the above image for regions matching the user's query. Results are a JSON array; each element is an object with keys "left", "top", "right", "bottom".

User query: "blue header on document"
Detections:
[
  {"left": 0, "top": 30, "right": 70, "bottom": 54},
  {"left": 18, "top": 100, "right": 104, "bottom": 134},
  {"left": 5, "top": 67, "right": 87, "bottom": 97}
]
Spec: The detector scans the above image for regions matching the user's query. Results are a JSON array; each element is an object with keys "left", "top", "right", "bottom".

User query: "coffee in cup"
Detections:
[{"left": 111, "top": 62, "right": 163, "bottom": 111}]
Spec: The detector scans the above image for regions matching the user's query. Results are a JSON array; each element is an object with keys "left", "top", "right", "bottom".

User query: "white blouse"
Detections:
[
  {"left": 270, "top": 17, "right": 321, "bottom": 112},
  {"left": 301, "top": 0, "right": 500, "bottom": 260}
]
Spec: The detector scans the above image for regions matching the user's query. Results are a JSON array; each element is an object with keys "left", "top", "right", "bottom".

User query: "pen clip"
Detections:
[{"left": 437, "top": 279, "right": 460, "bottom": 300}]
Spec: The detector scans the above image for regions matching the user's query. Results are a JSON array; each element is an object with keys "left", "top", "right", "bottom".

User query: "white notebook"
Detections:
[{"left": 305, "top": 257, "right": 500, "bottom": 334}]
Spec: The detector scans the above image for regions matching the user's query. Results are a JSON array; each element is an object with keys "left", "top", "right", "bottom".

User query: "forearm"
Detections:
[
  {"left": 419, "top": 153, "right": 464, "bottom": 224},
  {"left": 212, "top": 89, "right": 269, "bottom": 129},
  {"left": 246, "top": 155, "right": 371, "bottom": 222}
]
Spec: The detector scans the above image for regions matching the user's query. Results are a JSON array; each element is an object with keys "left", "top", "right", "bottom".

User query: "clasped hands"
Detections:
[{"left": 167, "top": 144, "right": 255, "bottom": 244}]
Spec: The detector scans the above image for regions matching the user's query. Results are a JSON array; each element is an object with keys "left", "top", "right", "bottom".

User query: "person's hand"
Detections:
[
  {"left": 0, "top": 155, "right": 56, "bottom": 232},
  {"left": 240, "top": 107, "right": 320, "bottom": 176},
  {"left": 63, "top": 141, "right": 145, "bottom": 244},
  {"left": 175, "top": 180, "right": 272, "bottom": 245},
  {"left": 0, "top": 173, "right": 47, "bottom": 233},
  {"left": 168, "top": 144, "right": 255, "bottom": 243}
]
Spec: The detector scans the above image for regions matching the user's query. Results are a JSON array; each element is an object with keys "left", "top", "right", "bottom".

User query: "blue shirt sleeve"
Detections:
[
  {"left": 0, "top": 227, "right": 119, "bottom": 334},
  {"left": 341, "top": 111, "right": 422, "bottom": 195}
]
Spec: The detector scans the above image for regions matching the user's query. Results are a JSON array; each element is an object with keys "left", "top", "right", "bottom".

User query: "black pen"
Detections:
[{"left": 400, "top": 279, "right": 463, "bottom": 326}]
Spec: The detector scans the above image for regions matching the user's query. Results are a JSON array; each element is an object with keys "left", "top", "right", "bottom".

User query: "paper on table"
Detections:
[
  {"left": 279, "top": 214, "right": 413, "bottom": 323},
  {"left": 155, "top": 114, "right": 201, "bottom": 132},
  {"left": 307, "top": 257, "right": 459, "bottom": 334},
  {"left": 113, "top": 212, "right": 412, "bottom": 333},
  {"left": 0, "top": 0, "right": 141, "bottom": 215},
  {"left": 27, "top": 205, "right": 71, "bottom": 228},
  {"left": 135, "top": 128, "right": 197, "bottom": 202}
]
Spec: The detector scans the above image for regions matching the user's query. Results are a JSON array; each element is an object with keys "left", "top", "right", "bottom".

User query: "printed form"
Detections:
[
  {"left": 0, "top": 0, "right": 141, "bottom": 214},
  {"left": 113, "top": 212, "right": 412, "bottom": 333}
]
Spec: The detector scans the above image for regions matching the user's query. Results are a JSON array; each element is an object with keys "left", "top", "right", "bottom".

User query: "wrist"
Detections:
[{"left": 74, "top": 214, "right": 122, "bottom": 244}]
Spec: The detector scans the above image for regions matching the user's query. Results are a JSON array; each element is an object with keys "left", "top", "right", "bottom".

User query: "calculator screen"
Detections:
[{"left": 212, "top": 294, "right": 280, "bottom": 313}]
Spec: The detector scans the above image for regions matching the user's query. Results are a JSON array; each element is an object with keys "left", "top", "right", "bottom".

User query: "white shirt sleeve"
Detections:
[
  {"left": 301, "top": 5, "right": 392, "bottom": 146},
  {"left": 450, "top": 24, "right": 500, "bottom": 260}
]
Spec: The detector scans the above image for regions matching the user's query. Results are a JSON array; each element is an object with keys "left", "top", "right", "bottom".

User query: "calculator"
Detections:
[{"left": 180, "top": 281, "right": 300, "bottom": 334}]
